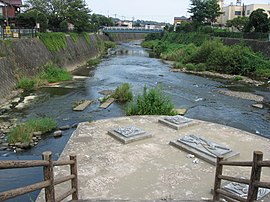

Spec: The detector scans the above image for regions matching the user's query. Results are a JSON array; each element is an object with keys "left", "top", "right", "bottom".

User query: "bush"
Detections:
[
  {"left": 112, "top": 83, "right": 133, "bottom": 103},
  {"left": 8, "top": 118, "right": 57, "bottom": 144},
  {"left": 233, "top": 75, "right": 243, "bottom": 81},
  {"left": 145, "top": 33, "right": 163, "bottom": 41},
  {"left": 125, "top": 86, "right": 177, "bottom": 116},
  {"left": 104, "top": 41, "right": 116, "bottom": 49},
  {"left": 16, "top": 77, "right": 36, "bottom": 91},
  {"left": 87, "top": 58, "right": 101, "bottom": 66},
  {"left": 39, "top": 64, "right": 72, "bottom": 83}
]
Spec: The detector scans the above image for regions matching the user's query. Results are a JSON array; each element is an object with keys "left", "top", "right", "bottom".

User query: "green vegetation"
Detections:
[
  {"left": 39, "top": 64, "right": 72, "bottom": 83},
  {"left": 111, "top": 83, "right": 133, "bottom": 103},
  {"left": 125, "top": 86, "right": 177, "bottom": 116},
  {"left": 8, "top": 118, "right": 57, "bottom": 144},
  {"left": 87, "top": 58, "right": 101, "bottom": 66},
  {"left": 17, "top": 64, "right": 72, "bottom": 91},
  {"left": 143, "top": 32, "right": 270, "bottom": 78},
  {"left": 69, "top": 32, "right": 79, "bottom": 42},
  {"left": 38, "top": 32, "right": 67, "bottom": 52},
  {"left": 233, "top": 75, "right": 243, "bottom": 81},
  {"left": 104, "top": 41, "right": 117, "bottom": 49},
  {"left": 83, "top": 32, "right": 91, "bottom": 45}
]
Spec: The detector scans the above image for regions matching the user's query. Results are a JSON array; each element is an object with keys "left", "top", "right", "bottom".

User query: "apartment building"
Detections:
[{"left": 217, "top": 0, "right": 270, "bottom": 25}]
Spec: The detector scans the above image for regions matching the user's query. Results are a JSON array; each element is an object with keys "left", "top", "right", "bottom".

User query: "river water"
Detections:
[{"left": 0, "top": 41, "right": 269, "bottom": 201}]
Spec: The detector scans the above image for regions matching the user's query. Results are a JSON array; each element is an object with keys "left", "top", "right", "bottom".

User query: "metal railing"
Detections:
[
  {"left": 0, "top": 151, "right": 78, "bottom": 201},
  {"left": 0, "top": 28, "right": 37, "bottom": 39},
  {"left": 213, "top": 151, "right": 270, "bottom": 201}
]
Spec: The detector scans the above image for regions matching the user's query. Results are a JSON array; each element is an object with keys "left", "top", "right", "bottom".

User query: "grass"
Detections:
[
  {"left": 82, "top": 32, "right": 91, "bottom": 45},
  {"left": 39, "top": 64, "right": 72, "bottom": 83},
  {"left": 111, "top": 83, "right": 133, "bottom": 103},
  {"left": 144, "top": 32, "right": 270, "bottom": 78},
  {"left": 87, "top": 58, "right": 101, "bottom": 66},
  {"left": 38, "top": 32, "right": 67, "bottom": 53},
  {"left": 69, "top": 32, "right": 79, "bottom": 43},
  {"left": 7, "top": 118, "right": 57, "bottom": 144},
  {"left": 125, "top": 86, "right": 177, "bottom": 116},
  {"left": 233, "top": 75, "right": 243, "bottom": 81},
  {"left": 17, "top": 64, "right": 72, "bottom": 91}
]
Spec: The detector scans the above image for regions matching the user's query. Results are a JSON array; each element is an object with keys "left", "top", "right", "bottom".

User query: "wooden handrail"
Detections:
[
  {"left": 0, "top": 160, "right": 49, "bottom": 169},
  {"left": 0, "top": 151, "right": 78, "bottom": 201},
  {"left": 213, "top": 151, "right": 270, "bottom": 202},
  {"left": 0, "top": 180, "right": 50, "bottom": 201},
  {"left": 219, "top": 161, "right": 253, "bottom": 167},
  {"left": 218, "top": 175, "right": 250, "bottom": 185}
]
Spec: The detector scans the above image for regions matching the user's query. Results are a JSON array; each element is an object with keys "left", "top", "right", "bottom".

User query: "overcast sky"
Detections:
[{"left": 86, "top": 0, "right": 270, "bottom": 23}]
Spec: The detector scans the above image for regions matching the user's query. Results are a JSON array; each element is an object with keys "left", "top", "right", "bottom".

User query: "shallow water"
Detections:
[{"left": 0, "top": 41, "right": 269, "bottom": 201}]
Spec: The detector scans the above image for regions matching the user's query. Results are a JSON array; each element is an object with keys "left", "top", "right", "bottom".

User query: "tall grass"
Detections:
[
  {"left": 8, "top": 118, "right": 57, "bottom": 144},
  {"left": 111, "top": 83, "right": 133, "bottom": 103},
  {"left": 125, "top": 86, "right": 177, "bottom": 116},
  {"left": 38, "top": 32, "right": 67, "bottom": 52}
]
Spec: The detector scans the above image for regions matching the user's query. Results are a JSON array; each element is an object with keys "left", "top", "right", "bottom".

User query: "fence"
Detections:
[
  {"left": 212, "top": 32, "right": 269, "bottom": 41},
  {"left": 213, "top": 151, "right": 270, "bottom": 201},
  {"left": 0, "top": 151, "right": 78, "bottom": 201},
  {"left": 0, "top": 28, "right": 37, "bottom": 39}
]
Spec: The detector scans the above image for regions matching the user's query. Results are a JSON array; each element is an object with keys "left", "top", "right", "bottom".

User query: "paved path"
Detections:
[{"left": 36, "top": 116, "right": 270, "bottom": 202}]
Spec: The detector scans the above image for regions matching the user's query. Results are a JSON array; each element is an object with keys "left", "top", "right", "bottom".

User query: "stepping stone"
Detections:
[
  {"left": 175, "top": 108, "right": 187, "bottom": 115},
  {"left": 73, "top": 100, "right": 93, "bottom": 111},
  {"left": 99, "top": 90, "right": 114, "bottom": 96},
  {"left": 99, "top": 98, "right": 115, "bottom": 109}
]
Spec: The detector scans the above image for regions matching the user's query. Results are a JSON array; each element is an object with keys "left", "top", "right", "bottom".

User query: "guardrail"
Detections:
[
  {"left": 213, "top": 151, "right": 270, "bottom": 201},
  {"left": 103, "top": 27, "right": 163, "bottom": 33},
  {"left": 0, "top": 151, "right": 78, "bottom": 201}
]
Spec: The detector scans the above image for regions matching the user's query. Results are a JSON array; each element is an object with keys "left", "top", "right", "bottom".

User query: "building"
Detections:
[
  {"left": 0, "top": 0, "right": 22, "bottom": 25},
  {"left": 174, "top": 16, "right": 188, "bottom": 25},
  {"left": 116, "top": 21, "right": 133, "bottom": 28},
  {"left": 217, "top": 0, "right": 270, "bottom": 25}
]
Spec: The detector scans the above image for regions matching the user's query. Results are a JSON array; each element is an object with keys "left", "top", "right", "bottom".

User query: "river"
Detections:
[{"left": 0, "top": 41, "right": 269, "bottom": 201}]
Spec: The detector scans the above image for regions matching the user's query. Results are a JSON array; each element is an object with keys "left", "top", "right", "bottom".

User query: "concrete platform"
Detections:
[{"left": 36, "top": 116, "right": 270, "bottom": 202}]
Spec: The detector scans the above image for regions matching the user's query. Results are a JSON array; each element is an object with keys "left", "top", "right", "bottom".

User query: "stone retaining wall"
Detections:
[
  {"left": 0, "top": 33, "right": 145, "bottom": 99},
  {"left": 222, "top": 38, "right": 270, "bottom": 58}
]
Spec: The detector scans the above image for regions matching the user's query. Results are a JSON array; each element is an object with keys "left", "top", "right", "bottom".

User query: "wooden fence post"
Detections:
[
  {"left": 213, "top": 156, "right": 224, "bottom": 201},
  {"left": 70, "top": 155, "right": 78, "bottom": 200},
  {"left": 247, "top": 151, "right": 263, "bottom": 201},
  {"left": 42, "top": 151, "right": 55, "bottom": 202}
]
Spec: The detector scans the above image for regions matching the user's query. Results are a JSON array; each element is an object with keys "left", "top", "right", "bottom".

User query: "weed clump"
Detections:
[{"left": 112, "top": 83, "right": 133, "bottom": 103}]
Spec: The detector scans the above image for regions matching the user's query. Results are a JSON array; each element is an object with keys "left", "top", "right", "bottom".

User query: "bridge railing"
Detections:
[
  {"left": 213, "top": 151, "right": 270, "bottom": 201},
  {"left": 0, "top": 151, "right": 78, "bottom": 202},
  {"left": 103, "top": 26, "right": 164, "bottom": 33}
]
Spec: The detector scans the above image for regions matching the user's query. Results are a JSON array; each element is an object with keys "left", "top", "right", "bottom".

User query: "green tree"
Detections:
[
  {"left": 16, "top": 9, "right": 48, "bottom": 32},
  {"left": 189, "top": 0, "right": 223, "bottom": 24},
  {"left": 227, "top": 16, "right": 249, "bottom": 31},
  {"left": 245, "top": 9, "right": 269, "bottom": 33},
  {"left": 90, "top": 14, "right": 114, "bottom": 31},
  {"left": 63, "top": 0, "right": 91, "bottom": 32}
]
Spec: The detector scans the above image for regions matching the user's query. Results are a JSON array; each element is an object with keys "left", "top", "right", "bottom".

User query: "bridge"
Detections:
[{"left": 102, "top": 27, "right": 164, "bottom": 34}]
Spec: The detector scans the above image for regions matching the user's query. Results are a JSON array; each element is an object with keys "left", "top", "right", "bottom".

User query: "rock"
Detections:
[
  {"left": 0, "top": 146, "right": 8, "bottom": 151},
  {"left": 186, "top": 154, "right": 195, "bottom": 159},
  {"left": 252, "top": 103, "right": 263, "bottom": 109},
  {"left": 30, "top": 143, "right": 35, "bottom": 147},
  {"left": 32, "top": 137, "right": 38, "bottom": 141},
  {"left": 2, "top": 143, "right": 9, "bottom": 147},
  {"left": 99, "top": 90, "right": 113, "bottom": 96},
  {"left": 53, "top": 130, "right": 63, "bottom": 138},
  {"left": 71, "top": 123, "right": 78, "bottom": 128},
  {"left": 33, "top": 131, "right": 42, "bottom": 136},
  {"left": 16, "top": 148, "right": 24, "bottom": 152},
  {"left": 175, "top": 108, "right": 187, "bottom": 116},
  {"left": 17, "top": 143, "right": 30, "bottom": 149},
  {"left": 192, "top": 158, "right": 199, "bottom": 164},
  {"left": 0, "top": 139, "right": 3, "bottom": 144},
  {"left": 59, "top": 125, "right": 71, "bottom": 130}
]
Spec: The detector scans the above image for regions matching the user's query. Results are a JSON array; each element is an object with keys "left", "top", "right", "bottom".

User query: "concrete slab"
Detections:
[
  {"left": 158, "top": 116, "right": 196, "bottom": 130},
  {"left": 73, "top": 100, "right": 94, "bottom": 111},
  {"left": 100, "top": 98, "right": 115, "bottom": 109},
  {"left": 36, "top": 116, "right": 270, "bottom": 202},
  {"left": 108, "top": 129, "right": 152, "bottom": 144}
]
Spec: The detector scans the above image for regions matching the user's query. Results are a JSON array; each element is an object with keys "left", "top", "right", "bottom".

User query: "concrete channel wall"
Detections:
[{"left": 0, "top": 33, "right": 145, "bottom": 99}]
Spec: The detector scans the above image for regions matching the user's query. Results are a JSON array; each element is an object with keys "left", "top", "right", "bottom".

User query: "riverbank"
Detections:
[{"left": 36, "top": 116, "right": 270, "bottom": 201}]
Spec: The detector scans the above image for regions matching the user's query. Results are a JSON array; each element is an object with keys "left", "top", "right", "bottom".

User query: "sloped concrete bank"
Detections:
[{"left": 0, "top": 33, "right": 145, "bottom": 102}]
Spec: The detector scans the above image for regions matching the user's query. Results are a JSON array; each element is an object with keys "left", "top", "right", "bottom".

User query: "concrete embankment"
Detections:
[
  {"left": 36, "top": 116, "right": 270, "bottom": 201},
  {"left": 0, "top": 33, "right": 145, "bottom": 102}
]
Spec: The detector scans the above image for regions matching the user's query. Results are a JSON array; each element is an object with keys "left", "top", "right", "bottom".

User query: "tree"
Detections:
[
  {"left": 90, "top": 14, "right": 114, "bottom": 31},
  {"left": 16, "top": 9, "right": 48, "bottom": 32},
  {"left": 227, "top": 16, "right": 249, "bottom": 31},
  {"left": 245, "top": 9, "right": 269, "bottom": 33},
  {"left": 189, "top": 0, "right": 223, "bottom": 24}
]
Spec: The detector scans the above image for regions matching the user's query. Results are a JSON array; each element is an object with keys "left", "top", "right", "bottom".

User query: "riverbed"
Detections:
[{"left": 0, "top": 41, "right": 269, "bottom": 201}]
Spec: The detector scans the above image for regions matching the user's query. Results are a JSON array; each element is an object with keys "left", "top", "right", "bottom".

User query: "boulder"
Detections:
[
  {"left": 33, "top": 131, "right": 42, "bottom": 136},
  {"left": 59, "top": 125, "right": 71, "bottom": 130},
  {"left": 53, "top": 130, "right": 63, "bottom": 138},
  {"left": 0, "top": 146, "right": 8, "bottom": 151},
  {"left": 71, "top": 123, "right": 78, "bottom": 128},
  {"left": 175, "top": 108, "right": 187, "bottom": 116},
  {"left": 17, "top": 143, "right": 31, "bottom": 149}
]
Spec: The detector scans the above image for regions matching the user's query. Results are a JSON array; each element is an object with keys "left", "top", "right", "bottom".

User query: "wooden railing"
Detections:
[
  {"left": 213, "top": 151, "right": 270, "bottom": 202},
  {"left": 0, "top": 151, "right": 78, "bottom": 201}
]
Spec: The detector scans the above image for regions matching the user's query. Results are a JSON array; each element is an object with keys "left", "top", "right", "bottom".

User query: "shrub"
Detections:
[
  {"left": 185, "top": 63, "right": 197, "bottom": 71},
  {"left": 104, "top": 41, "right": 116, "bottom": 49},
  {"left": 173, "top": 62, "right": 185, "bottom": 69},
  {"left": 125, "top": 86, "right": 177, "bottom": 116},
  {"left": 38, "top": 32, "right": 67, "bottom": 52},
  {"left": 112, "top": 83, "right": 133, "bottom": 103},
  {"left": 17, "top": 77, "right": 36, "bottom": 91},
  {"left": 39, "top": 64, "right": 72, "bottom": 83},
  {"left": 145, "top": 33, "right": 163, "bottom": 41},
  {"left": 87, "top": 58, "right": 101, "bottom": 66},
  {"left": 233, "top": 75, "right": 243, "bottom": 81},
  {"left": 8, "top": 118, "right": 57, "bottom": 144}
]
